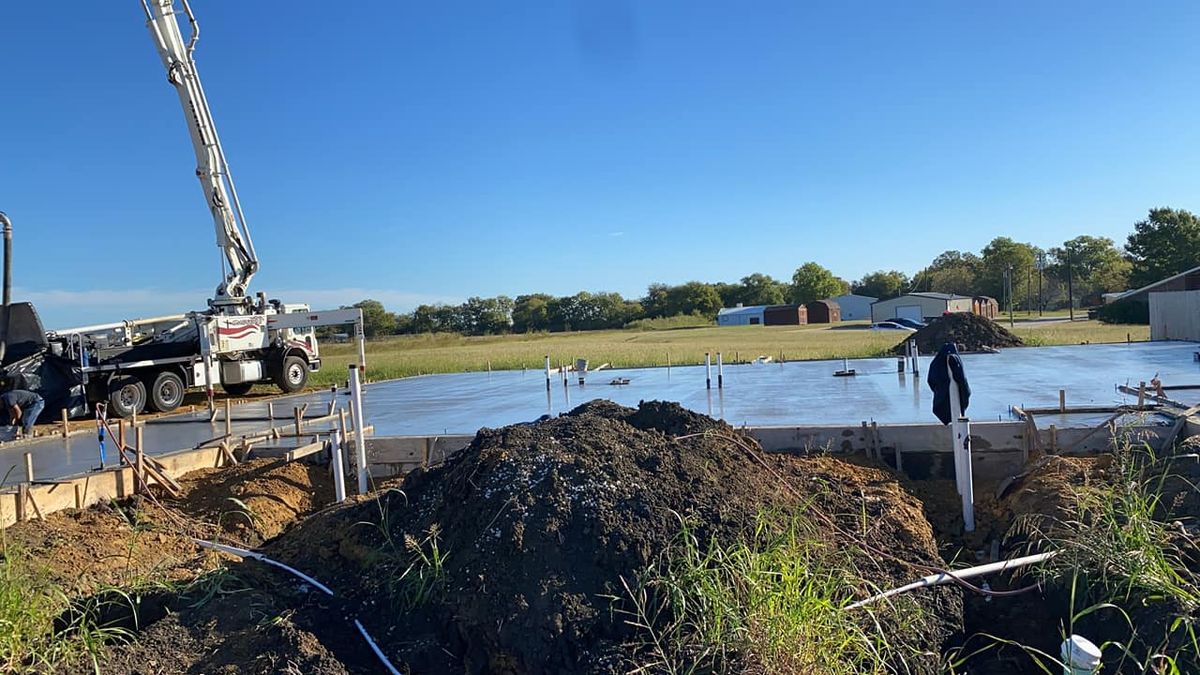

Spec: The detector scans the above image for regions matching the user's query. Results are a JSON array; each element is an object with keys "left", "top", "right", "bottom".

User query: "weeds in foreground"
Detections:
[
  {"left": 0, "top": 540, "right": 132, "bottom": 674},
  {"left": 1005, "top": 440, "right": 1200, "bottom": 672},
  {"left": 357, "top": 489, "right": 449, "bottom": 612},
  {"left": 612, "top": 510, "right": 925, "bottom": 675}
]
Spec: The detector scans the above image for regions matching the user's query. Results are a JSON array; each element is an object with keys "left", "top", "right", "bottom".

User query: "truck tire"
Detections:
[
  {"left": 146, "top": 371, "right": 186, "bottom": 413},
  {"left": 222, "top": 382, "right": 254, "bottom": 397},
  {"left": 108, "top": 374, "right": 147, "bottom": 418},
  {"left": 274, "top": 355, "right": 309, "bottom": 393}
]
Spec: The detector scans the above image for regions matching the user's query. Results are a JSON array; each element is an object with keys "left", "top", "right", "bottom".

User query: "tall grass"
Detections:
[
  {"left": 0, "top": 541, "right": 132, "bottom": 673},
  {"left": 614, "top": 511, "right": 924, "bottom": 674},
  {"left": 1009, "top": 440, "right": 1200, "bottom": 673}
]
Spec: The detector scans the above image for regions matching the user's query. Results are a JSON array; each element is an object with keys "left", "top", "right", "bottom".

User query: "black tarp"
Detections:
[{"left": 927, "top": 342, "right": 970, "bottom": 425}]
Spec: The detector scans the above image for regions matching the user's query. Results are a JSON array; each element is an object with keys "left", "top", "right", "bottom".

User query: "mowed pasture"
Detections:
[{"left": 310, "top": 320, "right": 1150, "bottom": 386}]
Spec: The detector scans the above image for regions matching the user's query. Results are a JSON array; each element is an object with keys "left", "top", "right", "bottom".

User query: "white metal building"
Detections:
[
  {"left": 717, "top": 305, "right": 767, "bottom": 326},
  {"left": 832, "top": 294, "right": 876, "bottom": 321},
  {"left": 870, "top": 293, "right": 973, "bottom": 323},
  {"left": 1150, "top": 290, "right": 1200, "bottom": 341}
]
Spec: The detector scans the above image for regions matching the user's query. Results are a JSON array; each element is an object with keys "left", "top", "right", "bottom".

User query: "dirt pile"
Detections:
[
  {"left": 894, "top": 313, "right": 1024, "bottom": 355},
  {"left": 268, "top": 400, "right": 960, "bottom": 674},
  {"left": 172, "top": 457, "right": 333, "bottom": 546}
]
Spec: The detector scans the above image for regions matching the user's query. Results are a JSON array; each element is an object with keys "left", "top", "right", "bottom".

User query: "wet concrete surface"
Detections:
[
  {"left": 3, "top": 342, "right": 1197, "bottom": 484},
  {"left": 356, "top": 342, "right": 1200, "bottom": 436}
]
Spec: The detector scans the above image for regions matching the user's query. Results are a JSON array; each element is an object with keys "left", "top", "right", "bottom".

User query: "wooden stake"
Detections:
[
  {"left": 1138, "top": 381, "right": 1146, "bottom": 408},
  {"left": 224, "top": 398, "right": 232, "bottom": 438},
  {"left": 73, "top": 483, "right": 83, "bottom": 509},
  {"left": 16, "top": 484, "right": 27, "bottom": 522},
  {"left": 1058, "top": 389, "right": 1066, "bottom": 413},
  {"left": 1049, "top": 424, "right": 1058, "bottom": 452},
  {"left": 135, "top": 427, "right": 145, "bottom": 494},
  {"left": 294, "top": 407, "right": 303, "bottom": 437},
  {"left": 26, "top": 490, "right": 42, "bottom": 520},
  {"left": 60, "top": 408, "right": 69, "bottom": 438},
  {"left": 117, "top": 419, "right": 126, "bottom": 451}
]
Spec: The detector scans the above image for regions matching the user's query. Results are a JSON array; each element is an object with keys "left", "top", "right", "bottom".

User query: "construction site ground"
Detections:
[
  {"left": 4, "top": 399, "right": 1195, "bottom": 673},
  {"left": 3, "top": 341, "right": 1195, "bottom": 488}
]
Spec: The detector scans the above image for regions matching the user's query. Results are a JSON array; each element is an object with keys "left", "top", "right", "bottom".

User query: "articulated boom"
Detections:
[{"left": 142, "top": 0, "right": 259, "bottom": 315}]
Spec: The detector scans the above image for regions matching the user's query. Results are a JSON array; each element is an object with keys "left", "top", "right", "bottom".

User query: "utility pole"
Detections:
[
  {"left": 1066, "top": 246, "right": 1075, "bottom": 322},
  {"left": 1026, "top": 266, "right": 1032, "bottom": 315},
  {"left": 1037, "top": 253, "right": 1045, "bottom": 317},
  {"left": 1006, "top": 265, "right": 1014, "bottom": 327}
]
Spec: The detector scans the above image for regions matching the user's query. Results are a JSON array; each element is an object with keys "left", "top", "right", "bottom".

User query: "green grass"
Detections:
[
  {"left": 613, "top": 510, "right": 925, "bottom": 674},
  {"left": 1008, "top": 440, "right": 1200, "bottom": 673},
  {"left": 310, "top": 320, "right": 1151, "bottom": 386},
  {"left": 0, "top": 541, "right": 133, "bottom": 673}
]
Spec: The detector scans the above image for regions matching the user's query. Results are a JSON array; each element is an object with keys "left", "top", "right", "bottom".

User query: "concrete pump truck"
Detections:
[{"left": 0, "top": 0, "right": 365, "bottom": 420}]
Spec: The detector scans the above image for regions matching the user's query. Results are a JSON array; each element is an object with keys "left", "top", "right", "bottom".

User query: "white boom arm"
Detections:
[{"left": 142, "top": 0, "right": 259, "bottom": 315}]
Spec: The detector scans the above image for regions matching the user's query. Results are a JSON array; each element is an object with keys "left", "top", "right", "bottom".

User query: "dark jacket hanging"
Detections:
[{"left": 927, "top": 342, "right": 970, "bottom": 425}]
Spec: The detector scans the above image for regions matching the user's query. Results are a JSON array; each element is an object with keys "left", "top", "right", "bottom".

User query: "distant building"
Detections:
[
  {"left": 804, "top": 299, "right": 841, "bottom": 324},
  {"left": 763, "top": 304, "right": 808, "bottom": 325},
  {"left": 972, "top": 296, "right": 999, "bottom": 319},
  {"left": 832, "top": 294, "right": 876, "bottom": 321},
  {"left": 717, "top": 304, "right": 766, "bottom": 326},
  {"left": 871, "top": 293, "right": 974, "bottom": 323}
]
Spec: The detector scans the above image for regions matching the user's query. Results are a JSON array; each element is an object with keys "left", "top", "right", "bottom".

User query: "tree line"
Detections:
[{"left": 345, "top": 207, "right": 1199, "bottom": 337}]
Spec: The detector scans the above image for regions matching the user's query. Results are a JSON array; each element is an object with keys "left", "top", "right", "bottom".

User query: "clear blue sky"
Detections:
[{"left": 2, "top": 1, "right": 1197, "bottom": 327}]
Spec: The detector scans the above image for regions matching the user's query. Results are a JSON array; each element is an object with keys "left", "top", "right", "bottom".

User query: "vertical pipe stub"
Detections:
[{"left": 1061, "top": 635, "right": 1101, "bottom": 674}]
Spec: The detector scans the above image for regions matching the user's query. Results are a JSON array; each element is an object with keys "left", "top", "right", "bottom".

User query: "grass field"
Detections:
[{"left": 310, "top": 320, "right": 1151, "bottom": 386}]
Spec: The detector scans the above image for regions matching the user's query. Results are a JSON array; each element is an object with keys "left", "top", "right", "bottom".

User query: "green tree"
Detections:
[
  {"left": 512, "top": 294, "right": 553, "bottom": 333},
  {"left": 979, "top": 238, "right": 1039, "bottom": 308},
  {"left": 736, "top": 273, "right": 787, "bottom": 306},
  {"left": 642, "top": 283, "right": 672, "bottom": 318},
  {"left": 352, "top": 299, "right": 397, "bottom": 338},
  {"left": 1125, "top": 207, "right": 1200, "bottom": 288},
  {"left": 666, "top": 282, "right": 722, "bottom": 319},
  {"left": 789, "top": 262, "right": 848, "bottom": 304},
  {"left": 1047, "top": 236, "right": 1131, "bottom": 303},
  {"left": 852, "top": 270, "right": 909, "bottom": 300},
  {"left": 911, "top": 251, "right": 982, "bottom": 295}
]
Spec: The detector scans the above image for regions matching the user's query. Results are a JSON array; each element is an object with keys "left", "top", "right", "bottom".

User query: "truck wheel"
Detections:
[
  {"left": 108, "top": 375, "right": 147, "bottom": 418},
  {"left": 146, "top": 371, "right": 185, "bottom": 413},
  {"left": 222, "top": 382, "right": 254, "bottom": 397},
  {"left": 274, "top": 355, "right": 309, "bottom": 393}
]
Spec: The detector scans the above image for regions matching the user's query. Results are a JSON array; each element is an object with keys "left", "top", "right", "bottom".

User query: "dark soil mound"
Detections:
[
  {"left": 268, "top": 400, "right": 960, "bottom": 674},
  {"left": 894, "top": 313, "right": 1024, "bottom": 355}
]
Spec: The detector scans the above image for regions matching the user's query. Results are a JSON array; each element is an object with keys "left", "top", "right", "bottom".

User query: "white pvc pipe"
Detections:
[
  {"left": 331, "top": 429, "right": 347, "bottom": 503},
  {"left": 848, "top": 551, "right": 1057, "bottom": 609},
  {"left": 191, "top": 537, "right": 402, "bottom": 675},
  {"left": 355, "top": 619, "right": 403, "bottom": 675},
  {"left": 948, "top": 366, "right": 974, "bottom": 532},
  {"left": 349, "top": 365, "right": 368, "bottom": 495},
  {"left": 193, "top": 538, "right": 335, "bottom": 596}
]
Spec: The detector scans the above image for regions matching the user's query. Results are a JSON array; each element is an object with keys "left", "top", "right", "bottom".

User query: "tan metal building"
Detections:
[{"left": 870, "top": 293, "right": 973, "bottom": 323}]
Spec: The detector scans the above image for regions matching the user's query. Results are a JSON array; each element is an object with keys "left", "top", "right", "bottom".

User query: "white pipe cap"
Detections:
[{"left": 1061, "top": 634, "right": 1102, "bottom": 672}]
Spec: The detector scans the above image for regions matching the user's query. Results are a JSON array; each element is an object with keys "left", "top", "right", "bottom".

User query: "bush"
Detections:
[{"left": 1096, "top": 299, "right": 1149, "bottom": 324}]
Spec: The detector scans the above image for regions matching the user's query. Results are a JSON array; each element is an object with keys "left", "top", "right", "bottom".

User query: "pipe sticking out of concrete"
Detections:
[
  {"left": 349, "top": 365, "right": 368, "bottom": 495},
  {"left": 847, "top": 551, "right": 1057, "bottom": 609},
  {"left": 705, "top": 353, "right": 712, "bottom": 390},
  {"left": 544, "top": 355, "right": 551, "bottom": 391},
  {"left": 331, "top": 429, "right": 347, "bottom": 503},
  {"left": 716, "top": 352, "right": 724, "bottom": 389}
]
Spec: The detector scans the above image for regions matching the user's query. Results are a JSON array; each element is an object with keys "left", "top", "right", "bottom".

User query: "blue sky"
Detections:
[{"left": 2, "top": 1, "right": 1198, "bottom": 327}]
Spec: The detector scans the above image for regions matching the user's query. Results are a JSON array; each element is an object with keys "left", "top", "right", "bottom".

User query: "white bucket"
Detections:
[{"left": 1061, "top": 634, "right": 1101, "bottom": 675}]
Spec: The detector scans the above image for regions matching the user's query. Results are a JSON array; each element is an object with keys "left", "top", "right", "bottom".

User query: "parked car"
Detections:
[
  {"left": 870, "top": 321, "right": 917, "bottom": 332},
  {"left": 889, "top": 317, "right": 926, "bottom": 330}
]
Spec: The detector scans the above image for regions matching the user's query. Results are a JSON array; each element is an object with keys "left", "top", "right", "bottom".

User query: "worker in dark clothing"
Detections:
[{"left": 2, "top": 389, "right": 44, "bottom": 439}]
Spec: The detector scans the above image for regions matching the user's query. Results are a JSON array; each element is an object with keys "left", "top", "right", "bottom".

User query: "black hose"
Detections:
[{"left": 0, "top": 212, "right": 12, "bottom": 365}]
